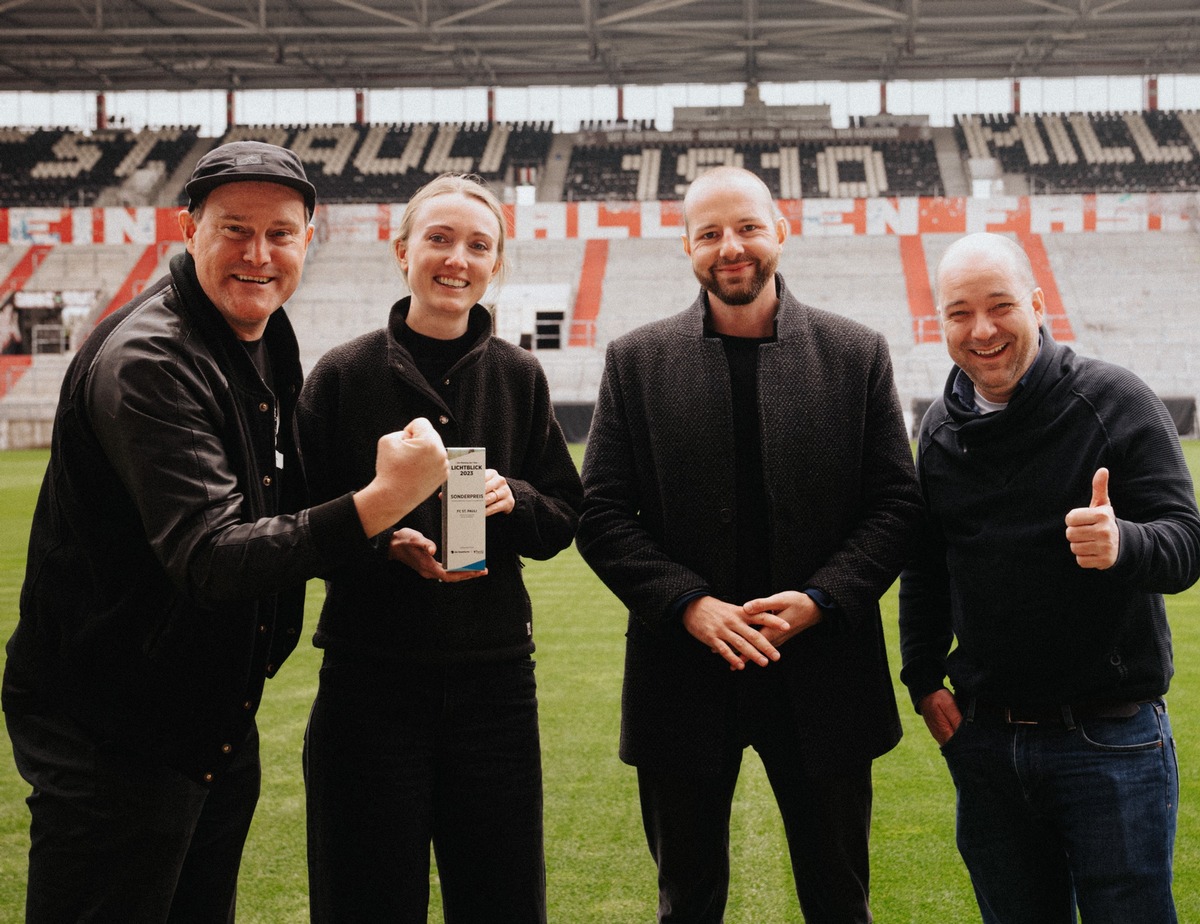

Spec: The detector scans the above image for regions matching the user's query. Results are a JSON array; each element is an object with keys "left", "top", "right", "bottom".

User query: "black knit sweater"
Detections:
[
  {"left": 900, "top": 331, "right": 1200, "bottom": 710},
  {"left": 297, "top": 298, "right": 583, "bottom": 663}
]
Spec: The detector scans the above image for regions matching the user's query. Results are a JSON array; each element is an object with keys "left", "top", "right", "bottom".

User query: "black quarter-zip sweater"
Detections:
[{"left": 900, "top": 330, "right": 1200, "bottom": 710}]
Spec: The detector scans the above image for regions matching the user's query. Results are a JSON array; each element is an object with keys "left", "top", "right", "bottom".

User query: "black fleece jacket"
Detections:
[
  {"left": 297, "top": 298, "right": 582, "bottom": 664},
  {"left": 900, "top": 330, "right": 1200, "bottom": 710}
]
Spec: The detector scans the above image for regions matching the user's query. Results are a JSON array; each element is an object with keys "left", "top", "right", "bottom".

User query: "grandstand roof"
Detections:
[{"left": 1, "top": 0, "right": 1198, "bottom": 94}]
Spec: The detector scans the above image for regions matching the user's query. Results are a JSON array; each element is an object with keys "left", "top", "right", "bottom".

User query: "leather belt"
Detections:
[{"left": 964, "top": 697, "right": 1143, "bottom": 728}]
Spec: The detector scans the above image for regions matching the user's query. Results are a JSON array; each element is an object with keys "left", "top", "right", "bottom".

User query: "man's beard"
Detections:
[{"left": 696, "top": 253, "right": 778, "bottom": 306}]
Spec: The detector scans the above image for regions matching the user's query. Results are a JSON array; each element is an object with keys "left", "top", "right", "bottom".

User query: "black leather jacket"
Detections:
[{"left": 4, "top": 252, "right": 365, "bottom": 783}]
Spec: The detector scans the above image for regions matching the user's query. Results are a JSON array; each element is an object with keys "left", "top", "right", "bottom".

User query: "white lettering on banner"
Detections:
[
  {"left": 3, "top": 194, "right": 1199, "bottom": 245},
  {"left": 10, "top": 209, "right": 71, "bottom": 244},
  {"left": 802, "top": 199, "right": 857, "bottom": 236},
  {"left": 387, "top": 203, "right": 406, "bottom": 239},
  {"left": 102, "top": 208, "right": 158, "bottom": 244},
  {"left": 1029, "top": 196, "right": 1085, "bottom": 234},
  {"left": 638, "top": 201, "right": 685, "bottom": 239},
  {"left": 1093, "top": 194, "right": 1148, "bottom": 233},
  {"left": 577, "top": 203, "right": 633, "bottom": 239},
  {"left": 1159, "top": 201, "right": 1196, "bottom": 232},
  {"left": 513, "top": 203, "right": 568, "bottom": 240},
  {"left": 965, "top": 196, "right": 1023, "bottom": 233},
  {"left": 320, "top": 204, "right": 392, "bottom": 243},
  {"left": 330, "top": 203, "right": 398, "bottom": 243},
  {"left": 71, "top": 209, "right": 91, "bottom": 244},
  {"left": 866, "top": 197, "right": 919, "bottom": 236}
]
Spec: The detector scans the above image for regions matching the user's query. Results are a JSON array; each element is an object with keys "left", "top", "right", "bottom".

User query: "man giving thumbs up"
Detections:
[
  {"left": 898, "top": 232, "right": 1200, "bottom": 924},
  {"left": 1065, "top": 467, "right": 1121, "bottom": 569}
]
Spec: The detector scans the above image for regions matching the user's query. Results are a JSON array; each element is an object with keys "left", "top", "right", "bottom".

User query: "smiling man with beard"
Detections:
[{"left": 578, "top": 166, "right": 921, "bottom": 924}]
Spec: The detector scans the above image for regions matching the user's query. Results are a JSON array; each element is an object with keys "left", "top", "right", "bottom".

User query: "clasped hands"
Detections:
[{"left": 682, "top": 591, "right": 824, "bottom": 671}]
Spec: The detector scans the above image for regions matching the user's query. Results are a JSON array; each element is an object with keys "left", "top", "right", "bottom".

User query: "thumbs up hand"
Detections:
[
  {"left": 1064, "top": 467, "right": 1120, "bottom": 569},
  {"left": 1088, "top": 467, "right": 1111, "bottom": 510}
]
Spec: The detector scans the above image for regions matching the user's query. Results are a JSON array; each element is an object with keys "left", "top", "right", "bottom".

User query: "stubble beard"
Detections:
[{"left": 699, "top": 254, "right": 778, "bottom": 307}]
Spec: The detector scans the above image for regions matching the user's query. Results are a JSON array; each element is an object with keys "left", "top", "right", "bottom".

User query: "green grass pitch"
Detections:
[{"left": 0, "top": 442, "right": 1197, "bottom": 922}]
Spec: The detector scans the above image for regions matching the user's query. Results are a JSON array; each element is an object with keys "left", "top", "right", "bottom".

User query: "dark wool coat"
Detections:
[
  {"left": 578, "top": 275, "right": 921, "bottom": 775},
  {"left": 899, "top": 331, "right": 1200, "bottom": 711},
  {"left": 297, "top": 298, "right": 582, "bottom": 663}
]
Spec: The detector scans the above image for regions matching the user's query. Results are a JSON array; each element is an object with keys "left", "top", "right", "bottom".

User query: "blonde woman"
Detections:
[{"left": 298, "top": 174, "right": 581, "bottom": 923}]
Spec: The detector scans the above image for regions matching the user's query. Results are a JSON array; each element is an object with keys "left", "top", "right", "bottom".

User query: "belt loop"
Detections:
[{"left": 1060, "top": 705, "right": 1077, "bottom": 730}]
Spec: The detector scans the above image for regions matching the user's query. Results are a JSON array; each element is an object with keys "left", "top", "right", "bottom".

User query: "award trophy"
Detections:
[{"left": 442, "top": 447, "right": 487, "bottom": 572}]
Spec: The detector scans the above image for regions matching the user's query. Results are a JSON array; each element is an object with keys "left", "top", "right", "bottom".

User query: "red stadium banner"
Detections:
[{"left": 1, "top": 193, "right": 1196, "bottom": 245}]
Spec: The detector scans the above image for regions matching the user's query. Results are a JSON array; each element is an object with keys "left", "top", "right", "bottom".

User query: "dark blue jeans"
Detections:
[
  {"left": 6, "top": 707, "right": 260, "bottom": 924},
  {"left": 942, "top": 698, "right": 1178, "bottom": 924},
  {"left": 304, "top": 652, "right": 546, "bottom": 924}
]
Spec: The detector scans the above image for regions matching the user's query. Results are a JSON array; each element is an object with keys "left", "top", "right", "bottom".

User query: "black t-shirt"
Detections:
[{"left": 719, "top": 331, "right": 775, "bottom": 601}]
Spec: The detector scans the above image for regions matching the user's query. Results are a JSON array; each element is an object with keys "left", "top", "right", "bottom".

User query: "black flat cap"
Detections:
[{"left": 186, "top": 141, "right": 317, "bottom": 215}]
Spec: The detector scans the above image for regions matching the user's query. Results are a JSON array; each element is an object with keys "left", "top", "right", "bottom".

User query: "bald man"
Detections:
[
  {"left": 578, "top": 166, "right": 920, "bottom": 923},
  {"left": 900, "top": 232, "right": 1200, "bottom": 923}
]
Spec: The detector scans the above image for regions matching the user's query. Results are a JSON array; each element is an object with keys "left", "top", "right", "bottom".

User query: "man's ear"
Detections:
[
  {"left": 178, "top": 209, "right": 196, "bottom": 252},
  {"left": 1031, "top": 286, "right": 1046, "bottom": 325}
]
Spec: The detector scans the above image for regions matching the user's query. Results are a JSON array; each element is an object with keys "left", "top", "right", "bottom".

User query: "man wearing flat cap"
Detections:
[{"left": 3, "top": 140, "right": 450, "bottom": 921}]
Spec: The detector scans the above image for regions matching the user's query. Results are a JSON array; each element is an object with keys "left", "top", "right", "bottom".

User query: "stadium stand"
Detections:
[
  {"left": 1040, "top": 230, "right": 1200, "bottom": 401},
  {"left": 2, "top": 113, "right": 1200, "bottom": 446},
  {"left": 0, "top": 244, "right": 49, "bottom": 305},
  {"left": 3, "top": 114, "right": 1197, "bottom": 211},
  {"left": 0, "top": 245, "right": 27, "bottom": 288},
  {"left": 562, "top": 135, "right": 944, "bottom": 201},
  {"left": 592, "top": 238, "right": 696, "bottom": 343},
  {"left": 4, "top": 223, "right": 1199, "bottom": 447},
  {"left": 286, "top": 237, "right": 592, "bottom": 374},
  {"left": 504, "top": 238, "right": 590, "bottom": 345},
  {"left": 777, "top": 236, "right": 913, "bottom": 346},
  {"left": 564, "top": 142, "right": 644, "bottom": 201},
  {"left": 0, "top": 126, "right": 200, "bottom": 208},
  {"left": 955, "top": 110, "right": 1200, "bottom": 194},
  {"left": 910, "top": 229, "right": 1200, "bottom": 434},
  {"left": 0, "top": 351, "right": 68, "bottom": 446},
  {"left": 23, "top": 244, "right": 145, "bottom": 309},
  {"left": 283, "top": 239, "right": 401, "bottom": 375},
  {"left": 192, "top": 122, "right": 556, "bottom": 206}
]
